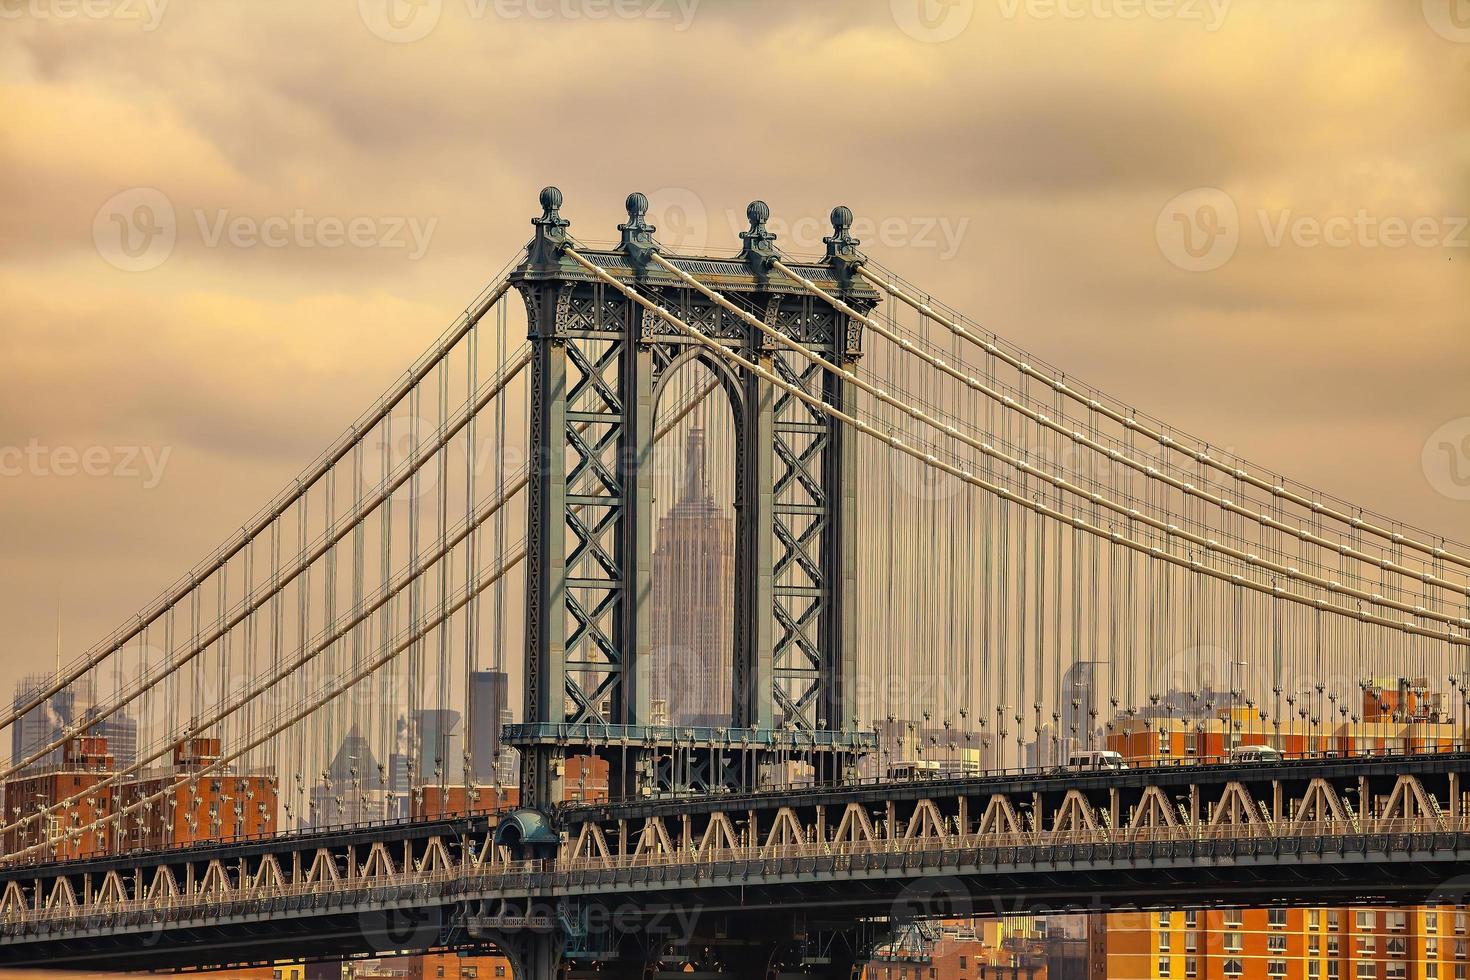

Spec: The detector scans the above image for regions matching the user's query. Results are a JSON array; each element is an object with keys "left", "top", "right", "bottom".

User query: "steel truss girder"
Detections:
[{"left": 10, "top": 755, "right": 1470, "bottom": 972}]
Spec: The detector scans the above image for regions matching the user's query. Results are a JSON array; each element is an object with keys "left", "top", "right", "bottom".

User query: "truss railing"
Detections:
[{"left": 4, "top": 816, "right": 1465, "bottom": 934}]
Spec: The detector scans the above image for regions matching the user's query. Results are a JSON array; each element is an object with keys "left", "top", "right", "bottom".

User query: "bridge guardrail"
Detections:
[{"left": 4, "top": 816, "right": 1466, "bottom": 935}]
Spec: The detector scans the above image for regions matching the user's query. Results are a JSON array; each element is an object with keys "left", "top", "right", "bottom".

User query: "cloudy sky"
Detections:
[{"left": 0, "top": 0, "right": 1467, "bottom": 698}]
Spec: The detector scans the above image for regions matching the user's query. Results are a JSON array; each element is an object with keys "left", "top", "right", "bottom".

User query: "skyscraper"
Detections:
[
  {"left": 10, "top": 675, "right": 136, "bottom": 772},
  {"left": 410, "top": 708, "right": 463, "bottom": 785},
  {"left": 650, "top": 429, "right": 734, "bottom": 727},
  {"left": 81, "top": 706, "right": 138, "bottom": 770},
  {"left": 468, "top": 669, "right": 515, "bottom": 785},
  {"left": 11, "top": 675, "right": 140, "bottom": 774},
  {"left": 308, "top": 726, "right": 385, "bottom": 827}
]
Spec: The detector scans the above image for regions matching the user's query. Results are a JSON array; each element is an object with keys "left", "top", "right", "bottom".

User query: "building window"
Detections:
[
  {"left": 1328, "top": 937, "right": 1341, "bottom": 956},
  {"left": 1225, "top": 910, "right": 1244, "bottom": 928},
  {"left": 1386, "top": 966, "right": 1406, "bottom": 980},
  {"left": 1224, "top": 959, "right": 1244, "bottom": 977},
  {"left": 1458, "top": 940, "right": 1468, "bottom": 959},
  {"left": 1388, "top": 912, "right": 1407, "bottom": 932},
  {"left": 1160, "top": 932, "right": 1172, "bottom": 953},
  {"left": 959, "top": 957, "right": 967, "bottom": 970},
  {"left": 1268, "top": 934, "right": 1287, "bottom": 954},
  {"left": 1159, "top": 912, "right": 1172, "bottom": 929},
  {"left": 1186, "top": 932, "right": 1198, "bottom": 953},
  {"left": 1269, "top": 961, "right": 1287, "bottom": 978},
  {"left": 1386, "top": 937, "right": 1406, "bottom": 957},
  {"left": 1269, "top": 908, "right": 1288, "bottom": 929},
  {"left": 1224, "top": 933, "right": 1243, "bottom": 953},
  {"left": 1309, "top": 962, "right": 1321, "bottom": 980},
  {"left": 1185, "top": 957, "right": 1197, "bottom": 978},
  {"left": 1185, "top": 911, "right": 1198, "bottom": 929},
  {"left": 1359, "top": 911, "right": 1377, "bottom": 932},
  {"left": 1429, "top": 964, "right": 1440, "bottom": 980},
  {"left": 495, "top": 969, "right": 506, "bottom": 978},
  {"left": 1457, "top": 914, "right": 1467, "bottom": 936},
  {"left": 1310, "top": 936, "right": 1321, "bottom": 955},
  {"left": 1357, "top": 964, "right": 1377, "bottom": 980},
  {"left": 1431, "top": 913, "right": 1441, "bottom": 934},
  {"left": 1329, "top": 961, "right": 1341, "bottom": 980},
  {"left": 1329, "top": 911, "right": 1342, "bottom": 931},
  {"left": 1310, "top": 909, "right": 1322, "bottom": 931},
  {"left": 1431, "top": 939, "right": 1441, "bottom": 958},
  {"left": 1159, "top": 958, "right": 1172, "bottom": 977}
]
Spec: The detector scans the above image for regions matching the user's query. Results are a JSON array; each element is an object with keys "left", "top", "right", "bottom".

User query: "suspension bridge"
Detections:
[{"left": 2, "top": 188, "right": 1469, "bottom": 978}]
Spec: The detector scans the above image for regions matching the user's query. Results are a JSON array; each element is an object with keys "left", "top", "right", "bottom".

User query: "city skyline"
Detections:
[{"left": 2, "top": 4, "right": 1468, "bottom": 977}]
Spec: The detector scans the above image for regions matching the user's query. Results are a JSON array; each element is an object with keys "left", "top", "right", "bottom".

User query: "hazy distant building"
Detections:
[
  {"left": 81, "top": 706, "right": 138, "bottom": 770},
  {"left": 9, "top": 675, "right": 135, "bottom": 773},
  {"left": 870, "top": 718, "right": 994, "bottom": 778},
  {"left": 411, "top": 708, "right": 463, "bottom": 785},
  {"left": 468, "top": 670, "right": 515, "bottom": 785},
  {"left": 650, "top": 429, "right": 734, "bottom": 727},
  {"left": 386, "top": 751, "right": 411, "bottom": 819},
  {"left": 308, "top": 727, "right": 385, "bottom": 827},
  {"left": 1060, "top": 661, "right": 1101, "bottom": 748}
]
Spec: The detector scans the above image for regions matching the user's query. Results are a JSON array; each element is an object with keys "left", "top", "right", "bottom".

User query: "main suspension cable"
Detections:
[
  {"left": 0, "top": 347, "right": 532, "bottom": 784},
  {"left": 860, "top": 266, "right": 1470, "bottom": 574},
  {"left": 646, "top": 251, "right": 1468, "bottom": 633},
  {"left": 1, "top": 274, "right": 519, "bottom": 736},
  {"left": 566, "top": 245, "right": 1468, "bottom": 647}
]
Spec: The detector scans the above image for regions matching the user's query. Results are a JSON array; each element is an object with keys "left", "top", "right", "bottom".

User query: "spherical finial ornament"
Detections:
[
  {"left": 747, "top": 200, "right": 771, "bottom": 225},
  {"left": 831, "top": 205, "right": 854, "bottom": 232},
  {"left": 539, "top": 186, "right": 563, "bottom": 213},
  {"left": 625, "top": 192, "right": 649, "bottom": 218}
]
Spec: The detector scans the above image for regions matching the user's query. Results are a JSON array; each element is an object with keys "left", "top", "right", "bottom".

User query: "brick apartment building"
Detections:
[
  {"left": 1, "top": 734, "right": 279, "bottom": 860},
  {"left": 865, "top": 920, "right": 1091, "bottom": 980},
  {"left": 1100, "top": 906, "right": 1470, "bottom": 980},
  {"left": 1, "top": 735, "right": 115, "bottom": 860},
  {"left": 1099, "top": 677, "right": 1467, "bottom": 980}
]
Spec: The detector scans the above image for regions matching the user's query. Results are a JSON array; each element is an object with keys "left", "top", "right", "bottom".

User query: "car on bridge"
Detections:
[{"left": 1059, "top": 750, "right": 1129, "bottom": 772}]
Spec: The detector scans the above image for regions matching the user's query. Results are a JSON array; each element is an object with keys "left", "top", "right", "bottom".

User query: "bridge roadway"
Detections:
[{"left": 4, "top": 753, "right": 1470, "bottom": 974}]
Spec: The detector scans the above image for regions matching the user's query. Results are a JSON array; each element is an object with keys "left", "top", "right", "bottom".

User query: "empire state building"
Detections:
[{"left": 650, "top": 428, "right": 734, "bottom": 727}]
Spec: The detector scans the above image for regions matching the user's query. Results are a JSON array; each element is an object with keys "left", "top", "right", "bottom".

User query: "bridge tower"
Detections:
[{"left": 506, "top": 188, "right": 879, "bottom": 807}]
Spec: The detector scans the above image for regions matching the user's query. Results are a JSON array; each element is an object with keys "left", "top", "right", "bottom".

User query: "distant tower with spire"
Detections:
[{"left": 650, "top": 428, "right": 734, "bottom": 727}]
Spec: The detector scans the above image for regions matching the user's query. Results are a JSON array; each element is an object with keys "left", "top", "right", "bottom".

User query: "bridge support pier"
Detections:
[
  {"left": 697, "top": 916, "right": 862, "bottom": 980},
  {"left": 498, "top": 932, "right": 562, "bottom": 980},
  {"left": 713, "top": 941, "right": 856, "bottom": 980}
]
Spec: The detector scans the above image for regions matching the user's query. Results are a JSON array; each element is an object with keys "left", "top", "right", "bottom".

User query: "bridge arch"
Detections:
[{"left": 649, "top": 347, "right": 745, "bottom": 727}]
